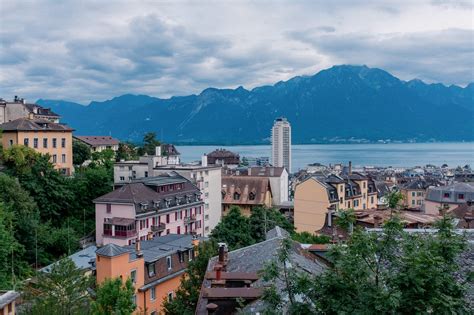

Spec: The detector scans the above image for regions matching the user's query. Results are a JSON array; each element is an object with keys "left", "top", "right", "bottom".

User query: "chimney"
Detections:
[
  {"left": 202, "top": 154, "right": 208, "bottom": 167},
  {"left": 214, "top": 264, "right": 222, "bottom": 281},
  {"left": 349, "top": 161, "right": 352, "bottom": 175},
  {"left": 218, "top": 244, "right": 225, "bottom": 263},
  {"left": 135, "top": 239, "right": 143, "bottom": 257}
]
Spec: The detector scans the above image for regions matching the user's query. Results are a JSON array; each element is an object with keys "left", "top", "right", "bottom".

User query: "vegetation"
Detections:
[
  {"left": 163, "top": 241, "right": 218, "bottom": 315},
  {"left": 92, "top": 278, "right": 135, "bottom": 315},
  {"left": 385, "top": 190, "right": 404, "bottom": 209},
  {"left": 73, "top": 139, "right": 91, "bottom": 165},
  {"left": 291, "top": 231, "right": 330, "bottom": 244},
  {"left": 138, "top": 132, "right": 161, "bottom": 156}
]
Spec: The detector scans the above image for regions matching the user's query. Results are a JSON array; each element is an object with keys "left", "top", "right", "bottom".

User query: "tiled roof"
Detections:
[
  {"left": 24, "top": 103, "right": 60, "bottom": 117},
  {"left": 75, "top": 136, "right": 119, "bottom": 146},
  {"left": 96, "top": 243, "right": 131, "bottom": 257},
  {"left": 249, "top": 167, "right": 285, "bottom": 177},
  {"left": 0, "top": 118, "right": 73, "bottom": 131},
  {"left": 208, "top": 148, "right": 239, "bottom": 158},
  {"left": 222, "top": 176, "right": 271, "bottom": 205},
  {"left": 125, "top": 234, "right": 196, "bottom": 263}
]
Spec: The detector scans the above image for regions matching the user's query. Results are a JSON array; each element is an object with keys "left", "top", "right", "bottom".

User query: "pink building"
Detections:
[{"left": 94, "top": 173, "right": 204, "bottom": 246}]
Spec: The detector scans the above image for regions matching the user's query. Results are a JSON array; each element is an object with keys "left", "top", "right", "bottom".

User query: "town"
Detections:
[{"left": 0, "top": 97, "right": 472, "bottom": 314}]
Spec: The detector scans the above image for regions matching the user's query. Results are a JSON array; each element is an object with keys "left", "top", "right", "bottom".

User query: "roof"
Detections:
[
  {"left": 0, "top": 118, "right": 73, "bottom": 132},
  {"left": 24, "top": 103, "right": 60, "bottom": 117},
  {"left": 125, "top": 234, "right": 196, "bottom": 263},
  {"left": 207, "top": 148, "right": 239, "bottom": 158},
  {"left": 160, "top": 144, "right": 180, "bottom": 156},
  {"left": 401, "top": 178, "right": 442, "bottom": 190},
  {"left": 41, "top": 246, "right": 97, "bottom": 273},
  {"left": 450, "top": 202, "right": 474, "bottom": 228},
  {"left": 222, "top": 176, "right": 271, "bottom": 205},
  {"left": 265, "top": 226, "right": 290, "bottom": 240},
  {"left": 74, "top": 136, "right": 119, "bottom": 146},
  {"left": 96, "top": 243, "right": 131, "bottom": 257},
  {"left": 248, "top": 167, "right": 286, "bottom": 177},
  {"left": 94, "top": 182, "right": 158, "bottom": 204},
  {"left": 0, "top": 291, "right": 20, "bottom": 309}
]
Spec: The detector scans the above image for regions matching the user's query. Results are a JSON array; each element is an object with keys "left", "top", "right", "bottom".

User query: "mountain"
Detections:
[{"left": 37, "top": 65, "right": 474, "bottom": 144}]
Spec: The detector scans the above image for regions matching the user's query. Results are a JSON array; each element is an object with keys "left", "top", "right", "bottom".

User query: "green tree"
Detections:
[
  {"left": 1, "top": 145, "right": 39, "bottom": 176},
  {"left": 210, "top": 206, "right": 254, "bottom": 250},
  {"left": 163, "top": 241, "right": 218, "bottom": 315},
  {"left": 90, "top": 149, "right": 115, "bottom": 170},
  {"left": 73, "top": 139, "right": 92, "bottom": 165},
  {"left": 291, "top": 231, "right": 330, "bottom": 244},
  {"left": 140, "top": 132, "right": 160, "bottom": 156},
  {"left": 92, "top": 278, "right": 135, "bottom": 315},
  {"left": 116, "top": 142, "right": 138, "bottom": 161},
  {"left": 249, "top": 207, "right": 294, "bottom": 242},
  {"left": 385, "top": 190, "right": 404, "bottom": 209},
  {"left": 334, "top": 208, "right": 356, "bottom": 233},
  {"left": 24, "top": 257, "right": 92, "bottom": 315}
]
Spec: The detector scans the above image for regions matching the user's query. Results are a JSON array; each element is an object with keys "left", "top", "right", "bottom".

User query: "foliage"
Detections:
[
  {"left": 163, "top": 241, "right": 218, "bottom": 315},
  {"left": 116, "top": 142, "right": 138, "bottom": 161},
  {"left": 90, "top": 149, "right": 116, "bottom": 169},
  {"left": 73, "top": 139, "right": 92, "bottom": 165},
  {"left": 249, "top": 207, "right": 295, "bottom": 242},
  {"left": 291, "top": 231, "right": 330, "bottom": 244},
  {"left": 334, "top": 208, "right": 356, "bottom": 233},
  {"left": 210, "top": 206, "right": 254, "bottom": 250},
  {"left": 1, "top": 145, "right": 39, "bottom": 176},
  {"left": 138, "top": 132, "right": 160, "bottom": 156},
  {"left": 24, "top": 257, "right": 92, "bottom": 315},
  {"left": 385, "top": 190, "right": 404, "bottom": 209},
  {"left": 92, "top": 278, "right": 135, "bottom": 315}
]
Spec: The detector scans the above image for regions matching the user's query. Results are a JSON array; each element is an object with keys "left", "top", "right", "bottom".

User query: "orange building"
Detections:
[
  {"left": 0, "top": 118, "right": 74, "bottom": 175},
  {"left": 96, "top": 234, "right": 197, "bottom": 315}
]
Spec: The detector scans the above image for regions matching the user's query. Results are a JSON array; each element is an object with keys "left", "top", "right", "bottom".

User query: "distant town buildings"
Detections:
[
  {"left": 94, "top": 173, "right": 204, "bottom": 246},
  {"left": 271, "top": 117, "right": 291, "bottom": 173},
  {"left": 0, "top": 96, "right": 60, "bottom": 123},
  {"left": 399, "top": 178, "right": 442, "bottom": 209},
  {"left": 241, "top": 156, "right": 270, "bottom": 167},
  {"left": 74, "top": 136, "right": 119, "bottom": 152},
  {"left": 424, "top": 182, "right": 474, "bottom": 215},
  {"left": 0, "top": 118, "right": 74, "bottom": 175},
  {"left": 206, "top": 149, "right": 240, "bottom": 167}
]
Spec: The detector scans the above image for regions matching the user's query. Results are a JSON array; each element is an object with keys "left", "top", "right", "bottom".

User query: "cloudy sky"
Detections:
[{"left": 0, "top": 0, "right": 472, "bottom": 103}]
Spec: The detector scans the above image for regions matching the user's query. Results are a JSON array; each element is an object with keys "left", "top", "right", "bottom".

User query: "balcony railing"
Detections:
[
  {"left": 151, "top": 222, "right": 166, "bottom": 232},
  {"left": 184, "top": 214, "right": 197, "bottom": 224}
]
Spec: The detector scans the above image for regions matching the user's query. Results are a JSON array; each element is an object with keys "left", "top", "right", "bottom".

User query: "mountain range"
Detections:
[{"left": 37, "top": 65, "right": 474, "bottom": 144}]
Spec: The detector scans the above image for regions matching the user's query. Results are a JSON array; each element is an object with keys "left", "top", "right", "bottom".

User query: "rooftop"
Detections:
[
  {"left": 74, "top": 136, "right": 119, "bottom": 146},
  {"left": 0, "top": 291, "right": 20, "bottom": 309},
  {"left": 0, "top": 118, "right": 73, "bottom": 132}
]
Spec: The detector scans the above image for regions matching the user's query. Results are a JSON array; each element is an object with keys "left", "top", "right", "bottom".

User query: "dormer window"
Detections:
[
  {"left": 153, "top": 200, "right": 160, "bottom": 208},
  {"left": 249, "top": 192, "right": 256, "bottom": 201},
  {"left": 233, "top": 192, "right": 240, "bottom": 200},
  {"left": 140, "top": 202, "right": 148, "bottom": 210}
]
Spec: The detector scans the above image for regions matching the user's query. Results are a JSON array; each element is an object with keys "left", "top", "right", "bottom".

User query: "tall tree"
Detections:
[
  {"left": 140, "top": 132, "right": 160, "bottom": 156},
  {"left": 210, "top": 206, "right": 254, "bottom": 250},
  {"left": 73, "top": 139, "right": 92, "bottom": 165},
  {"left": 92, "top": 278, "right": 135, "bottom": 315},
  {"left": 249, "top": 207, "right": 294, "bottom": 242}
]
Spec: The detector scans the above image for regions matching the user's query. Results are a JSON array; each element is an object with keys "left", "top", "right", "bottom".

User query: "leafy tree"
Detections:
[
  {"left": 90, "top": 149, "right": 115, "bottom": 170},
  {"left": 249, "top": 207, "right": 295, "bottom": 242},
  {"left": 139, "top": 132, "right": 160, "bottom": 156},
  {"left": 24, "top": 257, "right": 92, "bottom": 315},
  {"left": 385, "top": 190, "right": 404, "bottom": 209},
  {"left": 73, "top": 139, "right": 92, "bottom": 165},
  {"left": 163, "top": 241, "right": 218, "bottom": 314},
  {"left": 334, "top": 208, "right": 356, "bottom": 233},
  {"left": 210, "top": 206, "right": 254, "bottom": 250},
  {"left": 92, "top": 278, "right": 135, "bottom": 315},
  {"left": 116, "top": 142, "right": 138, "bottom": 161},
  {"left": 1, "top": 145, "right": 39, "bottom": 176},
  {"left": 291, "top": 231, "right": 330, "bottom": 244}
]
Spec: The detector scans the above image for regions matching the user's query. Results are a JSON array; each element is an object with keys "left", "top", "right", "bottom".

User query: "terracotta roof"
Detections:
[
  {"left": 0, "top": 118, "right": 73, "bottom": 132},
  {"left": 75, "top": 136, "right": 119, "bottom": 146},
  {"left": 222, "top": 176, "right": 271, "bottom": 205}
]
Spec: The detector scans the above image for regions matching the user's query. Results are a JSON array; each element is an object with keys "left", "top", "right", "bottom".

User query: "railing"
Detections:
[
  {"left": 184, "top": 214, "right": 197, "bottom": 224},
  {"left": 104, "top": 229, "right": 137, "bottom": 239},
  {"left": 151, "top": 222, "right": 166, "bottom": 232}
]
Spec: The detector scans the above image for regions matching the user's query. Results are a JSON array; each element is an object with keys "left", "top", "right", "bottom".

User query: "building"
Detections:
[
  {"left": 206, "top": 149, "right": 240, "bottom": 167},
  {"left": 40, "top": 245, "right": 97, "bottom": 276},
  {"left": 114, "top": 153, "right": 221, "bottom": 237},
  {"left": 96, "top": 234, "right": 198, "bottom": 315},
  {"left": 400, "top": 178, "right": 442, "bottom": 209},
  {"left": 196, "top": 227, "right": 325, "bottom": 314},
  {"left": 221, "top": 176, "right": 272, "bottom": 216},
  {"left": 271, "top": 117, "right": 291, "bottom": 173},
  {"left": 94, "top": 173, "right": 204, "bottom": 246},
  {"left": 294, "top": 171, "right": 378, "bottom": 233},
  {"left": 424, "top": 182, "right": 474, "bottom": 215},
  {"left": 74, "top": 136, "right": 119, "bottom": 152},
  {"left": 0, "top": 291, "right": 20, "bottom": 315},
  {"left": 450, "top": 201, "right": 474, "bottom": 229},
  {"left": 0, "top": 118, "right": 74, "bottom": 175},
  {"left": 0, "top": 96, "right": 60, "bottom": 123},
  {"left": 241, "top": 156, "right": 270, "bottom": 167},
  {"left": 248, "top": 167, "right": 289, "bottom": 207}
]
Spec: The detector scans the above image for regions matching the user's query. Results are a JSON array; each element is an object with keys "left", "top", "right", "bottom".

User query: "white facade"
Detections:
[
  {"left": 271, "top": 117, "right": 292, "bottom": 173},
  {"left": 268, "top": 169, "right": 289, "bottom": 206}
]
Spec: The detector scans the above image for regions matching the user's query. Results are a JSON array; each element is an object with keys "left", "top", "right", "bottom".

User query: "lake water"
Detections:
[{"left": 176, "top": 143, "right": 474, "bottom": 171}]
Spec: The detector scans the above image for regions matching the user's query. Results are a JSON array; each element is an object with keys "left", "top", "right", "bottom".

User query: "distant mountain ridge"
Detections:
[{"left": 37, "top": 65, "right": 474, "bottom": 144}]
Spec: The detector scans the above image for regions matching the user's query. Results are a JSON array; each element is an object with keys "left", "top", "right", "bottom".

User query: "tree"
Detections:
[
  {"left": 73, "top": 139, "right": 92, "bottom": 165},
  {"left": 24, "top": 257, "right": 92, "bottom": 315},
  {"left": 291, "top": 231, "right": 330, "bottom": 244},
  {"left": 116, "top": 142, "right": 138, "bottom": 161},
  {"left": 1, "top": 145, "right": 39, "bottom": 176},
  {"left": 163, "top": 241, "right": 218, "bottom": 315},
  {"left": 90, "top": 149, "right": 116, "bottom": 170},
  {"left": 334, "top": 208, "right": 356, "bottom": 233},
  {"left": 249, "top": 207, "right": 294, "bottom": 242},
  {"left": 139, "top": 132, "right": 160, "bottom": 156},
  {"left": 92, "top": 278, "right": 135, "bottom": 315},
  {"left": 210, "top": 206, "right": 254, "bottom": 250},
  {"left": 385, "top": 190, "right": 404, "bottom": 209}
]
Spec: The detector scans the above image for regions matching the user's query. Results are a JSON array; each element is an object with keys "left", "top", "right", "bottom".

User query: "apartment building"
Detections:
[
  {"left": 74, "top": 136, "right": 119, "bottom": 152},
  {"left": 424, "top": 182, "right": 474, "bottom": 215},
  {"left": 114, "top": 153, "right": 222, "bottom": 237},
  {"left": 94, "top": 173, "right": 204, "bottom": 246},
  {"left": 0, "top": 96, "right": 60, "bottom": 123},
  {"left": 400, "top": 178, "right": 442, "bottom": 209},
  {"left": 0, "top": 118, "right": 74, "bottom": 175},
  {"left": 96, "top": 234, "right": 198, "bottom": 315},
  {"left": 294, "top": 171, "right": 378, "bottom": 233},
  {"left": 271, "top": 117, "right": 291, "bottom": 173}
]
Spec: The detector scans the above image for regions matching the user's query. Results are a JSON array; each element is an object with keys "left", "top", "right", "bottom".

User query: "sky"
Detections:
[{"left": 0, "top": 0, "right": 472, "bottom": 104}]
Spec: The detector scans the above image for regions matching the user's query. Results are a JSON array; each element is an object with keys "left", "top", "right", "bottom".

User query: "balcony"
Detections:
[
  {"left": 184, "top": 214, "right": 197, "bottom": 224},
  {"left": 151, "top": 222, "right": 166, "bottom": 232}
]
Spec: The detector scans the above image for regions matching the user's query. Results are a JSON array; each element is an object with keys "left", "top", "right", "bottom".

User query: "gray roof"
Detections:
[
  {"left": 265, "top": 226, "right": 290, "bottom": 240},
  {"left": 41, "top": 246, "right": 97, "bottom": 273},
  {"left": 96, "top": 243, "right": 131, "bottom": 257},
  {"left": 0, "top": 118, "right": 73, "bottom": 132},
  {"left": 125, "top": 234, "right": 196, "bottom": 263},
  {"left": 426, "top": 182, "right": 474, "bottom": 203},
  {"left": 0, "top": 291, "right": 20, "bottom": 308}
]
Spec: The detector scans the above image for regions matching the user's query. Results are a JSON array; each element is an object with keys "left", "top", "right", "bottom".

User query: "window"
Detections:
[
  {"left": 249, "top": 192, "right": 255, "bottom": 200},
  {"left": 177, "top": 226, "right": 181, "bottom": 234},
  {"left": 61, "top": 154, "right": 66, "bottom": 163},
  {"left": 233, "top": 192, "right": 240, "bottom": 200},
  {"left": 370, "top": 196, "right": 374, "bottom": 204},
  {"left": 145, "top": 171, "right": 148, "bottom": 177},
  {"left": 151, "top": 312, "right": 157, "bottom": 315},
  {"left": 52, "top": 138, "right": 57, "bottom": 148},
  {"left": 417, "top": 200, "right": 422, "bottom": 205},
  {"left": 132, "top": 294, "right": 137, "bottom": 307},
  {"left": 166, "top": 256, "right": 172, "bottom": 270},
  {"left": 166, "top": 214, "right": 170, "bottom": 223},
  {"left": 363, "top": 182, "right": 366, "bottom": 189},
  {"left": 24, "top": 138, "right": 29, "bottom": 146},
  {"left": 443, "top": 192, "right": 450, "bottom": 198},
  {"left": 34, "top": 138, "right": 38, "bottom": 148},
  {"left": 412, "top": 192, "right": 416, "bottom": 197},
  {"left": 120, "top": 176, "right": 125, "bottom": 181},
  {"left": 150, "top": 287, "right": 156, "bottom": 301},
  {"left": 168, "top": 292, "right": 173, "bottom": 302},
  {"left": 61, "top": 138, "right": 66, "bottom": 148},
  {"left": 179, "top": 251, "right": 184, "bottom": 263},
  {"left": 130, "top": 269, "right": 137, "bottom": 283},
  {"left": 205, "top": 192, "right": 209, "bottom": 198},
  {"left": 52, "top": 154, "right": 57, "bottom": 163},
  {"left": 417, "top": 192, "right": 423, "bottom": 197},
  {"left": 43, "top": 138, "right": 48, "bottom": 148},
  {"left": 340, "top": 185, "right": 343, "bottom": 192},
  {"left": 148, "top": 263, "right": 155, "bottom": 277},
  {"left": 458, "top": 194, "right": 465, "bottom": 200},
  {"left": 412, "top": 200, "right": 416, "bottom": 205}
]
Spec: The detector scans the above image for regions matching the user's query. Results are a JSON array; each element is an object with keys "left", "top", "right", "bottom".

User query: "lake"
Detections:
[{"left": 176, "top": 143, "right": 474, "bottom": 171}]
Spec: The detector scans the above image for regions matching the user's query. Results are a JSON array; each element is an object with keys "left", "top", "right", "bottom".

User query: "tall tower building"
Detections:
[{"left": 271, "top": 117, "right": 291, "bottom": 173}]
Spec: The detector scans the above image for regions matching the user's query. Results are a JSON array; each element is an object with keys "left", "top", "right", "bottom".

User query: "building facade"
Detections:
[
  {"left": 94, "top": 173, "right": 204, "bottom": 246},
  {"left": 0, "top": 118, "right": 74, "bottom": 175},
  {"left": 74, "top": 136, "right": 119, "bottom": 152},
  {"left": 96, "top": 234, "right": 197, "bottom": 315},
  {"left": 294, "top": 172, "right": 378, "bottom": 233},
  {"left": 400, "top": 178, "right": 442, "bottom": 209},
  {"left": 0, "top": 96, "right": 60, "bottom": 123},
  {"left": 424, "top": 182, "right": 474, "bottom": 215},
  {"left": 271, "top": 117, "right": 291, "bottom": 173}
]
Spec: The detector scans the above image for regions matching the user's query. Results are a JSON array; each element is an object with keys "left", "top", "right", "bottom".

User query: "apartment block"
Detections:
[{"left": 271, "top": 117, "right": 291, "bottom": 173}]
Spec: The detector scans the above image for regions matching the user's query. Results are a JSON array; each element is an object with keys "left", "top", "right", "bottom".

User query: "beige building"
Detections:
[
  {"left": 294, "top": 172, "right": 378, "bottom": 233},
  {"left": 400, "top": 178, "right": 442, "bottom": 209},
  {"left": 74, "top": 135, "right": 119, "bottom": 152},
  {"left": 0, "top": 118, "right": 74, "bottom": 175}
]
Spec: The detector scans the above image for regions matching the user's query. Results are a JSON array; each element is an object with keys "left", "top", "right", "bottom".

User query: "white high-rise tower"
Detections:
[{"left": 271, "top": 117, "right": 291, "bottom": 173}]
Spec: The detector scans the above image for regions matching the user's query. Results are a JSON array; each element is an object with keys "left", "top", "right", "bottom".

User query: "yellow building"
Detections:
[
  {"left": 0, "top": 118, "right": 74, "bottom": 175},
  {"left": 294, "top": 172, "right": 378, "bottom": 233},
  {"left": 400, "top": 179, "right": 441, "bottom": 209}
]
